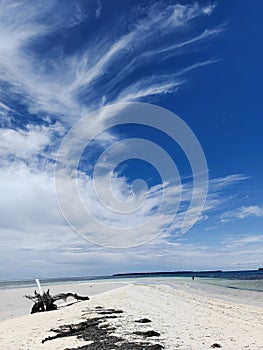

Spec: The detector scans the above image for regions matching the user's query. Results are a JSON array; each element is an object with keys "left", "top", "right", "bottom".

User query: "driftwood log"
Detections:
[{"left": 25, "top": 289, "right": 90, "bottom": 314}]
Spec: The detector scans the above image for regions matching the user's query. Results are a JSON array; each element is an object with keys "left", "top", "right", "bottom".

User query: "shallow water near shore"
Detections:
[{"left": 1, "top": 269, "right": 263, "bottom": 291}]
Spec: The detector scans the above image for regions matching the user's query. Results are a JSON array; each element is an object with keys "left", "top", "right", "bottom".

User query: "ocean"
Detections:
[{"left": 1, "top": 269, "right": 263, "bottom": 292}]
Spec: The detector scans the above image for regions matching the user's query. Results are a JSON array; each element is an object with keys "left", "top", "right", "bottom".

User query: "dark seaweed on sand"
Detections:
[{"left": 42, "top": 307, "right": 164, "bottom": 349}]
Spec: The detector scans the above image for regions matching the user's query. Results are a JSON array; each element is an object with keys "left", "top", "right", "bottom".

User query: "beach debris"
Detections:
[
  {"left": 24, "top": 279, "right": 90, "bottom": 314},
  {"left": 135, "top": 318, "right": 152, "bottom": 323},
  {"left": 35, "top": 278, "right": 43, "bottom": 295},
  {"left": 25, "top": 289, "right": 90, "bottom": 314},
  {"left": 42, "top": 306, "right": 164, "bottom": 349},
  {"left": 96, "top": 308, "right": 124, "bottom": 315},
  {"left": 134, "top": 330, "right": 161, "bottom": 337},
  {"left": 211, "top": 343, "right": 221, "bottom": 348}
]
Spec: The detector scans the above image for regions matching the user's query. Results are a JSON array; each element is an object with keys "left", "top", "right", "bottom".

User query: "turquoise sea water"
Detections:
[
  {"left": 0, "top": 276, "right": 111, "bottom": 290},
  {"left": 1, "top": 270, "right": 263, "bottom": 292}
]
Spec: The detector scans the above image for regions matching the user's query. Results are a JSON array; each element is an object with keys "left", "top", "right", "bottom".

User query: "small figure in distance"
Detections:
[{"left": 192, "top": 275, "right": 195, "bottom": 280}]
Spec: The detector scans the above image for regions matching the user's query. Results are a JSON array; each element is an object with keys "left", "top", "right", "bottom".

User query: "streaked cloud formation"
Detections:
[
  {"left": 0, "top": 0, "right": 219, "bottom": 120},
  {"left": 221, "top": 206, "right": 263, "bottom": 222}
]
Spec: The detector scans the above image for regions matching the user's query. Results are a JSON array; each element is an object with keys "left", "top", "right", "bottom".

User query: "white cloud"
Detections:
[
  {"left": 209, "top": 174, "right": 249, "bottom": 191},
  {"left": 69, "top": 34, "right": 134, "bottom": 93},
  {"left": 0, "top": 101, "right": 11, "bottom": 112},
  {"left": 0, "top": 101, "right": 13, "bottom": 126},
  {"left": 0, "top": 123, "right": 64, "bottom": 161},
  {"left": 218, "top": 233, "right": 263, "bottom": 269},
  {"left": 95, "top": 0, "right": 102, "bottom": 18},
  {"left": 0, "top": 150, "right": 259, "bottom": 278},
  {"left": 142, "top": 27, "right": 224, "bottom": 58},
  {"left": 221, "top": 205, "right": 263, "bottom": 222},
  {"left": 202, "top": 4, "right": 217, "bottom": 16},
  {"left": 0, "top": 127, "right": 251, "bottom": 255},
  {"left": 0, "top": 1, "right": 87, "bottom": 119},
  {"left": 117, "top": 60, "right": 219, "bottom": 103},
  {"left": 228, "top": 234, "right": 263, "bottom": 245},
  {"left": 117, "top": 81, "right": 181, "bottom": 103}
]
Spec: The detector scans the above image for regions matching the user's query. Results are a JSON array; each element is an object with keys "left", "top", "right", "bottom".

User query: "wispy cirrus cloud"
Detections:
[
  {"left": 0, "top": 0, "right": 220, "bottom": 122},
  {"left": 221, "top": 205, "right": 263, "bottom": 222},
  {"left": 0, "top": 102, "right": 11, "bottom": 112},
  {"left": 95, "top": 0, "right": 102, "bottom": 18},
  {"left": 222, "top": 234, "right": 263, "bottom": 246},
  {"left": 0, "top": 0, "right": 87, "bottom": 119},
  {"left": 117, "top": 59, "right": 219, "bottom": 103},
  {"left": 209, "top": 174, "right": 249, "bottom": 191},
  {"left": 141, "top": 26, "right": 224, "bottom": 58}
]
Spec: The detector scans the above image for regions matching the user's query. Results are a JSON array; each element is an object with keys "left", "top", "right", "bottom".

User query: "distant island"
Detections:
[
  {"left": 113, "top": 270, "right": 223, "bottom": 277},
  {"left": 258, "top": 268, "right": 263, "bottom": 271}
]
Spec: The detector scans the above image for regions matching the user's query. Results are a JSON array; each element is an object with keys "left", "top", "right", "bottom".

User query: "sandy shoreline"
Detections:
[
  {"left": 0, "top": 281, "right": 127, "bottom": 321},
  {"left": 0, "top": 281, "right": 263, "bottom": 349}
]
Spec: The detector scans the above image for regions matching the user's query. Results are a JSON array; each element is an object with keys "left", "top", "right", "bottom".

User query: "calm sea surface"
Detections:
[{"left": 1, "top": 270, "right": 263, "bottom": 292}]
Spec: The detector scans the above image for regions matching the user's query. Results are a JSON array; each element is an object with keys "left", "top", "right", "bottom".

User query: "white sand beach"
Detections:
[
  {"left": 0, "top": 281, "right": 127, "bottom": 322},
  {"left": 0, "top": 281, "right": 263, "bottom": 349}
]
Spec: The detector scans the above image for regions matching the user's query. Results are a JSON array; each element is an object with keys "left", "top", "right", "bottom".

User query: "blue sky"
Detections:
[{"left": 0, "top": 0, "right": 262, "bottom": 279}]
